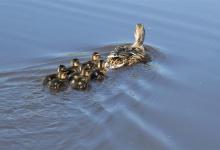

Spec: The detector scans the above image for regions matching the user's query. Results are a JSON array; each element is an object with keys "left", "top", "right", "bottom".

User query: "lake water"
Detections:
[{"left": 0, "top": 0, "right": 220, "bottom": 149}]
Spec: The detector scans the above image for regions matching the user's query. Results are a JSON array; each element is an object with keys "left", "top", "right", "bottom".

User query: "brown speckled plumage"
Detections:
[{"left": 106, "top": 24, "right": 148, "bottom": 69}]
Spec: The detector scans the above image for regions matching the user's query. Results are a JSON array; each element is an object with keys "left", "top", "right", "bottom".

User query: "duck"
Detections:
[
  {"left": 91, "top": 59, "right": 106, "bottom": 81},
  {"left": 105, "top": 24, "right": 148, "bottom": 69},
  {"left": 67, "top": 58, "right": 81, "bottom": 80},
  {"left": 70, "top": 67, "right": 91, "bottom": 90},
  {"left": 47, "top": 65, "right": 69, "bottom": 91},
  {"left": 81, "top": 52, "right": 102, "bottom": 71},
  {"left": 91, "top": 52, "right": 101, "bottom": 66},
  {"left": 42, "top": 64, "right": 66, "bottom": 86}
]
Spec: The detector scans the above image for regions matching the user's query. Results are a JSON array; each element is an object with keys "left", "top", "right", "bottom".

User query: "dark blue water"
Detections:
[{"left": 0, "top": 0, "right": 220, "bottom": 149}]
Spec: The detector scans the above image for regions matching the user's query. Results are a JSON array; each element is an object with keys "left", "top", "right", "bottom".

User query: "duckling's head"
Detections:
[
  {"left": 70, "top": 58, "right": 80, "bottom": 67},
  {"left": 133, "top": 24, "right": 145, "bottom": 48},
  {"left": 57, "top": 65, "right": 68, "bottom": 80},
  {"left": 57, "top": 65, "right": 67, "bottom": 73},
  {"left": 92, "top": 52, "right": 101, "bottom": 61}
]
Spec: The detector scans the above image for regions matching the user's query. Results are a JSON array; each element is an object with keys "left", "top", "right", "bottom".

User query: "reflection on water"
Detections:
[{"left": 1, "top": 0, "right": 220, "bottom": 149}]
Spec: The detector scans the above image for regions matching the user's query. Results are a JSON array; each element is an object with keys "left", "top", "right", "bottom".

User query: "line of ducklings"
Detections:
[{"left": 43, "top": 52, "right": 106, "bottom": 91}]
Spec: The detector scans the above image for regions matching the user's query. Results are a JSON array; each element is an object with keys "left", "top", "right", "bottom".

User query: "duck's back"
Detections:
[{"left": 106, "top": 45, "right": 145, "bottom": 69}]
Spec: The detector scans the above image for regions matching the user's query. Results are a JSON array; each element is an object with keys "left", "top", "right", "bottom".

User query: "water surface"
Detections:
[{"left": 0, "top": 0, "right": 220, "bottom": 149}]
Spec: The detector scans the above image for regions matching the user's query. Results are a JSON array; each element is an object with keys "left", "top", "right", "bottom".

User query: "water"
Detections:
[{"left": 0, "top": 0, "right": 220, "bottom": 149}]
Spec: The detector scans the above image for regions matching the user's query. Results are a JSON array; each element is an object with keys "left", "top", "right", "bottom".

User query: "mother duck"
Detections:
[{"left": 106, "top": 24, "right": 148, "bottom": 69}]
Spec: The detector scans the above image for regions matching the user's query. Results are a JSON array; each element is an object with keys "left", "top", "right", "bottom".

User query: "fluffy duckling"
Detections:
[
  {"left": 81, "top": 52, "right": 102, "bottom": 71},
  {"left": 70, "top": 67, "right": 91, "bottom": 90},
  {"left": 42, "top": 65, "right": 66, "bottom": 86},
  {"left": 57, "top": 65, "right": 68, "bottom": 79},
  {"left": 106, "top": 24, "right": 148, "bottom": 69},
  {"left": 92, "top": 52, "right": 101, "bottom": 64},
  {"left": 47, "top": 65, "right": 69, "bottom": 91},
  {"left": 67, "top": 58, "right": 81, "bottom": 80},
  {"left": 91, "top": 60, "right": 106, "bottom": 81}
]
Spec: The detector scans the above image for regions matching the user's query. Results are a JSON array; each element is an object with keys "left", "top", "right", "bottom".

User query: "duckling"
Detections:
[
  {"left": 91, "top": 52, "right": 101, "bottom": 65},
  {"left": 80, "top": 67, "right": 91, "bottom": 82},
  {"left": 91, "top": 59, "right": 106, "bottom": 81},
  {"left": 42, "top": 65, "right": 66, "bottom": 86},
  {"left": 81, "top": 52, "right": 102, "bottom": 71},
  {"left": 47, "top": 65, "right": 69, "bottom": 91},
  {"left": 67, "top": 58, "right": 81, "bottom": 79},
  {"left": 70, "top": 67, "right": 91, "bottom": 90},
  {"left": 68, "top": 58, "right": 81, "bottom": 73},
  {"left": 106, "top": 24, "right": 149, "bottom": 69}
]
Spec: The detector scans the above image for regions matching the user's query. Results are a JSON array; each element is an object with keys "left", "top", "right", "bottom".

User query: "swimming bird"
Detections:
[
  {"left": 91, "top": 52, "right": 101, "bottom": 66},
  {"left": 47, "top": 65, "right": 69, "bottom": 91},
  {"left": 43, "top": 65, "right": 66, "bottom": 86},
  {"left": 91, "top": 59, "right": 106, "bottom": 81},
  {"left": 70, "top": 67, "right": 91, "bottom": 90},
  {"left": 67, "top": 58, "right": 81, "bottom": 80},
  {"left": 106, "top": 24, "right": 148, "bottom": 69},
  {"left": 81, "top": 52, "right": 102, "bottom": 71}
]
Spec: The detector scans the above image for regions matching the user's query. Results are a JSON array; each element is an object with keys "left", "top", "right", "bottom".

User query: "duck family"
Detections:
[{"left": 43, "top": 24, "right": 151, "bottom": 91}]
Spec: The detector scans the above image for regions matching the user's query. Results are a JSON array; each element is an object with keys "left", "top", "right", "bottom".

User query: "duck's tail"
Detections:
[{"left": 132, "top": 24, "right": 145, "bottom": 50}]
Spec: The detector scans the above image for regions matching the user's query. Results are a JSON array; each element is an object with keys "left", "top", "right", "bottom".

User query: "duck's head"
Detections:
[
  {"left": 92, "top": 52, "right": 101, "bottom": 61},
  {"left": 70, "top": 58, "right": 80, "bottom": 67},
  {"left": 57, "top": 65, "right": 67, "bottom": 73},
  {"left": 132, "top": 24, "right": 145, "bottom": 48},
  {"left": 57, "top": 65, "right": 68, "bottom": 80}
]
